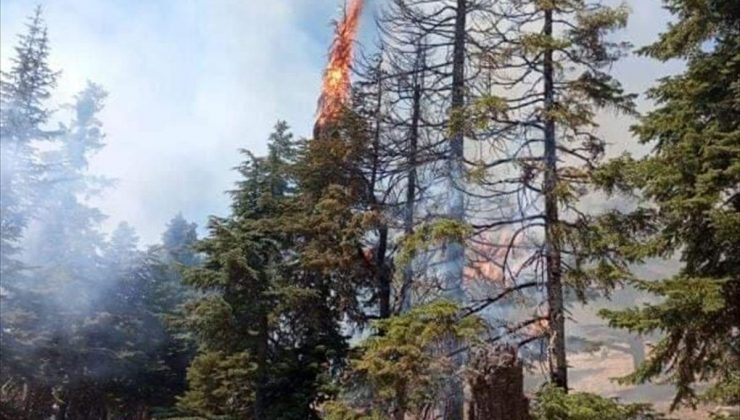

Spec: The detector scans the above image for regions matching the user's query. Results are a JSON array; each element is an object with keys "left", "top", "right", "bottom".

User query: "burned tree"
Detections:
[
  {"left": 466, "top": 345, "right": 530, "bottom": 420},
  {"left": 466, "top": 0, "right": 636, "bottom": 389}
]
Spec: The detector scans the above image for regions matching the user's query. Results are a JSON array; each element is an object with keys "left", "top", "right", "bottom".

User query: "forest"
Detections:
[{"left": 0, "top": 0, "right": 738, "bottom": 419}]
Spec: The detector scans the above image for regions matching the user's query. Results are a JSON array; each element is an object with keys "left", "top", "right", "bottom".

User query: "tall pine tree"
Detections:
[
  {"left": 180, "top": 121, "right": 356, "bottom": 419},
  {"left": 1, "top": 10, "right": 62, "bottom": 414},
  {"left": 598, "top": 0, "right": 740, "bottom": 408},
  {"left": 0, "top": 6, "right": 59, "bottom": 276}
]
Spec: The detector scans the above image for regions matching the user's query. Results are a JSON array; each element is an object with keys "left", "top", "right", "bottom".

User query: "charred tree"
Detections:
[{"left": 467, "top": 346, "right": 530, "bottom": 420}]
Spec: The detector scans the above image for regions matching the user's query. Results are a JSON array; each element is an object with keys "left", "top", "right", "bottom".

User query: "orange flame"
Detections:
[
  {"left": 316, "top": 0, "right": 364, "bottom": 129},
  {"left": 464, "top": 230, "right": 523, "bottom": 287}
]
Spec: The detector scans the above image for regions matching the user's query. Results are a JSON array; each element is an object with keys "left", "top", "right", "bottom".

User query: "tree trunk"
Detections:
[
  {"left": 400, "top": 43, "right": 424, "bottom": 312},
  {"left": 394, "top": 385, "right": 407, "bottom": 420},
  {"left": 445, "top": 0, "right": 467, "bottom": 299},
  {"left": 366, "top": 58, "right": 391, "bottom": 320},
  {"left": 254, "top": 311, "right": 269, "bottom": 418},
  {"left": 627, "top": 335, "right": 645, "bottom": 371},
  {"left": 467, "top": 346, "right": 530, "bottom": 420},
  {"left": 543, "top": 7, "right": 567, "bottom": 390},
  {"left": 443, "top": 2, "right": 467, "bottom": 419},
  {"left": 377, "top": 225, "right": 391, "bottom": 318}
]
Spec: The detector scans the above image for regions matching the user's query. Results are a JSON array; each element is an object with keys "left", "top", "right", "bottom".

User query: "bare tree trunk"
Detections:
[
  {"left": 400, "top": 42, "right": 424, "bottom": 312},
  {"left": 445, "top": 0, "right": 467, "bottom": 299},
  {"left": 442, "top": 2, "right": 468, "bottom": 418},
  {"left": 368, "top": 58, "right": 391, "bottom": 320},
  {"left": 627, "top": 335, "right": 645, "bottom": 371},
  {"left": 543, "top": 7, "right": 567, "bottom": 390},
  {"left": 377, "top": 225, "right": 391, "bottom": 319}
]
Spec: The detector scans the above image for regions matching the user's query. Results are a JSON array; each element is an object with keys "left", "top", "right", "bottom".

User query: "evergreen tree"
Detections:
[
  {"left": 459, "top": 0, "right": 636, "bottom": 389},
  {"left": 147, "top": 213, "right": 200, "bottom": 413},
  {"left": 0, "top": 11, "right": 59, "bottom": 408},
  {"left": 180, "top": 121, "right": 354, "bottom": 419},
  {"left": 325, "top": 301, "right": 484, "bottom": 420},
  {"left": 597, "top": 0, "right": 740, "bottom": 408},
  {"left": 21, "top": 84, "right": 110, "bottom": 417},
  {"left": 161, "top": 212, "right": 200, "bottom": 266},
  {"left": 105, "top": 214, "right": 201, "bottom": 417},
  {"left": 0, "top": 6, "right": 59, "bottom": 276},
  {"left": 26, "top": 82, "right": 109, "bottom": 300},
  {"left": 531, "top": 385, "right": 662, "bottom": 420}
]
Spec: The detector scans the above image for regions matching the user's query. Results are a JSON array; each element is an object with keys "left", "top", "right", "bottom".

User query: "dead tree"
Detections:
[
  {"left": 466, "top": 345, "right": 530, "bottom": 420},
  {"left": 462, "top": 0, "right": 636, "bottom": 390}
]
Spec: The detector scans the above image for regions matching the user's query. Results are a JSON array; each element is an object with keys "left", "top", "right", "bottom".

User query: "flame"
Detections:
[
  {"left": 464, "top": 230, "right": 523, "bottom": 287},
  {"left": 316, "top": 0, "right": 364, "bottom": 129}
]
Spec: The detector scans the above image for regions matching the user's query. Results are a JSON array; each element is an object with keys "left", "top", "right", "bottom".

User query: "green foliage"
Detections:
[
  {"left": 638, "top": 0, "right": 739, "bottom": 60},
  {"left": 179, "top": 120, "right": 361, "bottom": 419},
  {"left": 177, "top": 351, "right": 257, "bottom": 418},
  {"left": 1, "top": 31, "right": 196, "bottom": 414},
  {"left": 599, "top": 276, "right": 738, "bottom": 407},
  {"left": 596, "top": 0, "right": 740, "bottom": 409},
  {"left": 321, "top": 401, "right": 384, "bottom": 420},
  {"left": 397, "top": 219, "right": 473, "bottom": 267},
  {"left": 332, "top": 301, "right": 483, "bottom": 418},
  {"left": 531, "top": 384, "right": 663, "bottom": 420}
]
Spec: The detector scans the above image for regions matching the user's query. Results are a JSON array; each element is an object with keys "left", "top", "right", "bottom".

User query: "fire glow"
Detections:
[{"left": 316, "top": 0, "right": 364, "bottom": 129}]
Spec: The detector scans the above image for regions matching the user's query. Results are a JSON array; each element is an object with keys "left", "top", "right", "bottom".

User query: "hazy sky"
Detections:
[{"left": 0, "top": 0, "right": 681, "bottom": 245}]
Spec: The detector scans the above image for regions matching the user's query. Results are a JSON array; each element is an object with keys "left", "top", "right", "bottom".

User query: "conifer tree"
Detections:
[
  {"left": 460, "top": 0, "right": 636, "bottom": 389},
  {"left": 161, "top": 212, "right": 200, "bottom": 266},
  {"left": 597, "top": 0, "right": 740, "bottom": 408},
  {"left": 26, "top": 82, "right": 109, "bottom": 290},
  {"left": 0, "top": 18, "right": 82, "bottom": 409},
  {"left": 180, "top": 121, "right": 353, "bottom": 419},
  {"left": 17, "top": 84, "right": 111, "bottom": 417},
  {"left": 0, "top": 11, "right": 59, "bottom": 395},
  {"left": 0, "top": 6, "right": 59, "bottom": 274},
  {"left": 137, "top": 214, "right": 199, "bottom": 416}
]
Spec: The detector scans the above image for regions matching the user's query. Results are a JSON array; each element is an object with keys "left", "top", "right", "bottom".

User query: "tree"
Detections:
[
  {"left": 23, "top": 84, "right": 110, "bottom": 417},
  {"left": 141, "top": 214, "right": 200, "bottom": 416},
  {"left": 0, "top": 10, "right": 59, "bottom": 403},
  {"left": 597, "top": 0, "right": 740, "bottom": 409},
  {"left": 531, "top": 384, "right": 662, "bottom": 420},
  {"left": 0, "top": 6, "right": 59, "bottom": 277},
  {"left": 180, "top": 121, "right": 354, "bottom": 419},
  {"left": 161, "top": 212, "right": 200, "bottom": 266},
  {"left": 461, "top": 0, "right": 636, "bottom": 389},
  {"left": 0, "top": 75, "right": 194, "bottom": 417},
  {"left": 325, "top": 301, "right": 483, "bottom": 420},
  {"left": 25, "top": 82, "right": 109, "bottom": 290}
]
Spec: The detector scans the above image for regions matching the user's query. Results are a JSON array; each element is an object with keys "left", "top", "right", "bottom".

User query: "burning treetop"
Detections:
[{"left": 316, "top": 0, "right": 364, "bottom": 129}]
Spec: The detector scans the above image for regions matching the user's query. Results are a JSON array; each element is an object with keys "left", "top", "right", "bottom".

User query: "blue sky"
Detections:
[{"left": 0, "top": 0, "right": 680, "bottom": 245}]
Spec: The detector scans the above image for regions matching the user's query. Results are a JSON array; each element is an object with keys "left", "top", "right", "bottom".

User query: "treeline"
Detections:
[
  {"left": 0, "top": 8, "right": 197, "bottom": 419},
  {"left": 1, "top": 1, "right": 738, "bottom": 420}
]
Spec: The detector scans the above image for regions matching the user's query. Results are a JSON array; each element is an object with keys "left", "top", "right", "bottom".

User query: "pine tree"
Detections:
[
  {"left": 161, "top": 212, "right": 200, "bottom": 266},
  {"left": 138, "top": 214, "right": 199, "bottom": 416},
  {"left": 597, "top": 0, "right": 740, "bottom": 408},
  {"left": 26, "top": 82, "right": 109, "bottom": 292},
  {"left": 458, "top": 0, "right": 636, "bottom": 389},
  {"left": 180, "top": 121, "right": 351, "bottom": 419},
  {"left": 0, "top": 5, "right": 59, "bottom": 276},
  {"left": 0, "top": 10, "right": 59, "bottom": 400},
  {"left": 325, "top": 301, "right": 484, "bottom": 420}
]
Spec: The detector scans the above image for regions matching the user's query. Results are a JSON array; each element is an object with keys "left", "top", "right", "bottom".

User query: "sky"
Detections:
[{"left": 0, "top": 0, "right": 681, "bottom": 245}]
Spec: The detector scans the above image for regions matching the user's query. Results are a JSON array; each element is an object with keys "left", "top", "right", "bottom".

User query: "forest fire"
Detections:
[
  {"left": 315, "top": 0, "right": 364, "bottom": 135},
  {"left": 1, "top": 1, "right": 729, "bottom": 418}
]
